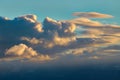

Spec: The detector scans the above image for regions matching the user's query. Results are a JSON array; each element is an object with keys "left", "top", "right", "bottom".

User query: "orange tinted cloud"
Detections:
[{"left": 73, "top": 12, "right": 113, "bottom": 18}]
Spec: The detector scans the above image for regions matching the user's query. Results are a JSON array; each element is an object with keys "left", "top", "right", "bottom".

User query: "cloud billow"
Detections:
[{"left": 0, "top": 12, "right": 120, "bottom": 62}]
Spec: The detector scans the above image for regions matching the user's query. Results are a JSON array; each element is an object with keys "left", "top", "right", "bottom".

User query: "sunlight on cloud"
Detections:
[
  {"left": 5, "top": 44, "right": 38, "bottom": 57},
  {"left": 68, "top": 18, "right": 103, "bottom": 27},
  {"left": 0, "top": 12, "right": 120, "bottom": 63},
  {"left": 0, "top": 44, "right": 52, "bottom": 62},
  {"left": 73, "top": 12, "right": 113, "bottom": 18}
]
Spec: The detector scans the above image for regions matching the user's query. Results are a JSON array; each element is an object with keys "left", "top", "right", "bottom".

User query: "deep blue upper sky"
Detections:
[{"left": 0, "top": 0, "right": 120, "bottom": 24}]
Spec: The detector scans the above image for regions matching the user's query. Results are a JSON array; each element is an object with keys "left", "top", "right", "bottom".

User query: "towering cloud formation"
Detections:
[
  {"left": 21, "top": 17, "right": 77, "bottom": 48},
  {"left": 0, "top": 14, "right": 42, "bottom": 39},
  {"left": 43, "top": 17, "right": 76, "bottom": 34},
  {"left": 0, "top": 12, "right": 120, "bottom": 62}
]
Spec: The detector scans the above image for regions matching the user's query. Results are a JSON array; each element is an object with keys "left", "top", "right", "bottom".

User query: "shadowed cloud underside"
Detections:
[{"left": 0, "top": 12, "right": 120, "bottom": 64}]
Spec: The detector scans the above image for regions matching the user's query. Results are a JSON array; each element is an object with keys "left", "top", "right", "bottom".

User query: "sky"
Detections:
[
  {"left": 0, "top": 0, "right": 120, "bottom": 23},
  {"left": 0, "top": 0, "right": 120, "bottom": 80}
]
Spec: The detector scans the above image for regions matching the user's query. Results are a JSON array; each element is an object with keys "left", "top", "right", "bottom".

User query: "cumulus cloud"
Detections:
[
  {"left": 5, "top": 44, "right": 37, "bottom": 57},
  {"left": 73, "top": 12, "right": 113, "bottom": 18},
  {"left": 0, "top": 14, "right": 42, "bottom": 39},
  {"left": 43, "top": 17, "right": 76, "bottom": 36},
  {"left": 0, "top": 12, "right": 120, "bottom": 62},
  {"left": 0, "top": 44, "right": 52, "bottom": 62},
  {"left": 22, "top": 34, "right": 76, "bottom": 48},
  {"left": 21, "top": 17, "right": 77, "bottom": 48},
  {"left": 0, "top": 14, "right": 43, "bottom": 55},
  {"left": 15, "top": 14, "right": 37, "bottom": 23}
]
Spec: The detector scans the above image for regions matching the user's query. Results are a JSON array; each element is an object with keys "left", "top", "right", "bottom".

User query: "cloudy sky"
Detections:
[{"left": 0, "top": 0, "right": 120, "bottom": 80}]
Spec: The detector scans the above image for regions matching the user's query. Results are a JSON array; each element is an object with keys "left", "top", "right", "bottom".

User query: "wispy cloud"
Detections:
[{"left": 73, "top": 12, "right": 113, "bottom": 18}]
